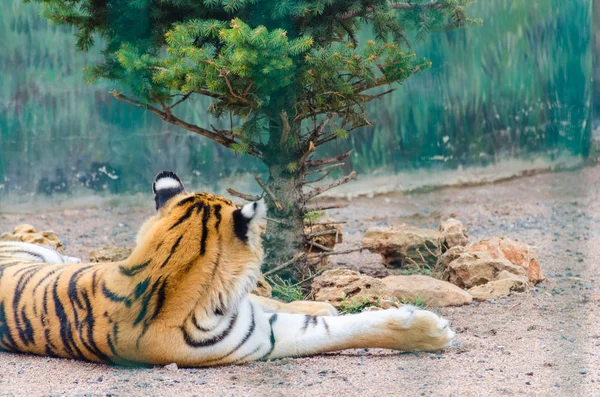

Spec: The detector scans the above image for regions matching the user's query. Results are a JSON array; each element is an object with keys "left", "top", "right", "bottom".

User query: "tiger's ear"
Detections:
[
  {"left": 153, "top": 171, "right": 185, "bottom": 210},
  {"left": 233, "top": 200, "right": 267, "bottom": 242}
]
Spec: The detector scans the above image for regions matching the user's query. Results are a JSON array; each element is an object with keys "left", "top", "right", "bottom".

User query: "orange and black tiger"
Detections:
[{"left": 0, "top": 171, "right": 455, "bottom": 366}]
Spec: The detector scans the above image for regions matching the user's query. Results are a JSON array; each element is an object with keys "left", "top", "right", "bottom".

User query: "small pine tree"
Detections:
[{"left": 31, "top": 0, "right": 479, "bottom": 279}]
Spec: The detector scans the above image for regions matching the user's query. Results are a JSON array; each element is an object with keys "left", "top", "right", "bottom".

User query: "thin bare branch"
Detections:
[
  {"left": 254, "top": 175, "right": 284, "bottom": 211},
  {"left": 307, "top": 229, "right": 339, "bottom": 239},
  {"left": 221, "top": 69, "right": 250, "bottom": 104},
  {"left": 168, "top": 92, "right": 193, "bottom": 109},
  {"left": 306, "top": 221, "right": 347, "bottom": 226},
  {"left": 306, "top": 150, "right": 352, "bottom": 168},
  {"left": 307, "top": 245, "right": 374, "bottom": 260},
  {"left": 264, "top": 216, "right": 289, "bottom": 225},
  {"left": 308, "top": 113, "right": 334, "bottom": 142},
  {"left": 306, "top": 163, "right": 345, "bottom": 175},
  {"left": 302, "top": 171, "right": 357, "bottom": 202},
  {"left": 305, "top": 203, "right": 349, "bottom": 212},
  {"left": 307, "top": 241, "right": 333, "bottom": 252},
  {"left": 299, "top": 141, "right": 316, "bottom": 167},
  {"left": 305, "top": 163, "right": 342, "bottom": 183},
  {"left": 263, "top": 253, "right": 307, "bottom": 277},
  {"left": 227, "top": 188, "right": 261, "bottom": 202}
]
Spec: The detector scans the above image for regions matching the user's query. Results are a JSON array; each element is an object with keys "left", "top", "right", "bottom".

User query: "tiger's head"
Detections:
[{"left": 128, "top": 171, "right": 265, "bottom": 311}]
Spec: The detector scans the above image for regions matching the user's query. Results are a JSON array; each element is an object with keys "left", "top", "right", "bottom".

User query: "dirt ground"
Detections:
[{"left": 0, "top": 165, "right": 599, "bottom": 397}]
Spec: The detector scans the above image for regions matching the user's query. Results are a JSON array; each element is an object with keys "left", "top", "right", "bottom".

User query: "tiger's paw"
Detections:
[
  {"left": 382, "top": 306, "right": 455, "bottom": 352},
  {"left": 282, "top": 301, "right": 338, "bottom": 316}
]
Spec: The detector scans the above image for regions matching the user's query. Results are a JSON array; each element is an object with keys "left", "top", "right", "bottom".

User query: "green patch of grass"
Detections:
[
  {"left": 399, "top": 267, "right": 433, "bottom": 276},
  {"left": 267, "top": 275, "right": 305, "bottom": 303},
  {"left": 303, "top": 211, "right": 325, "bottom": 223},
  {"left": 338, "top": 297, "right": 381, "bottom": 314},
  {"left": 400, "top": 293, "right": 427, "bottom": 309}
]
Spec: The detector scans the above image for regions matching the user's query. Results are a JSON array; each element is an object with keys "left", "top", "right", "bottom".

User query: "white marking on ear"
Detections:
[
  {"left": 154, "top": 176, "right": 183, "bottom": 192},
  {"left": 241, "top": 199, "right": 267, "bottom": 222}
]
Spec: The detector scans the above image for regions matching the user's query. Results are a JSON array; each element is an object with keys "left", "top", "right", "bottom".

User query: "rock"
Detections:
[
  {"left": 311, "top": 269, "right": 471, "bottom": 309},
  {"left": 444, "top": 251, "right": 528, "bottom": 289},
  {"left": 0, "top": 224, "right": 64, "bottom": 253},
  {"left": 89, "top": 246, "right": 133, "bottom": 262},
  {"left": 382, "top": 275, "right": 472, "bottom": 307},
  {"left": 252, "top": 274, "right": 272, "bottom": 298},
  {"left": 362, "top": 226, "right": 443, "bottom": 269},
  {"left": 440, "top": 245, "right": 466, "bottom": 268},
  {"left": 467, "top": 237, "right": 542, "bottom": 284},
  {"left": 468, "top": 271, "right": 529, "bottom": 301},
  {"left": 305, "top": 219, "right": 343, "bottom": 252},
  {"left": 311, "top": 269, "right": 391, "bottom": 309},
  {"left": 164, "top": 363, "right": 178, "bottom": 371},
  {"left": 439, "top": 218, "right": 469, "bottom": 249},
  {"left": 14, "top": 224, "right": 36, "bottom": 234}
]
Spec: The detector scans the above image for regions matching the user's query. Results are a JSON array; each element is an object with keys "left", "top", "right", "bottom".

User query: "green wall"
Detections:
[{"left": 0, "top": 0, "right": 592, "bottom": 197}]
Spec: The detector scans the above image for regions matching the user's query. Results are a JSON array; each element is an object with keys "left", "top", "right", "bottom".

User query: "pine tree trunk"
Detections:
[{"left": 262, "top": 160, "right": 307, "bottom": 282}]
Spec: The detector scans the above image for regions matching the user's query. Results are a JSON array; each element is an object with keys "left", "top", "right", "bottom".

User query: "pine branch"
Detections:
[
  {"left": 221, "top": 69, "right": 251, "bottom": 105},
  {"left": 301, "top": 171, "right": 357, "bottom": 202},
  {"left": 111, "top": 90, "right": 262, "bottom": 158},
  {"left": 339, "top": 1, "right": 443, "bottom": 20}
]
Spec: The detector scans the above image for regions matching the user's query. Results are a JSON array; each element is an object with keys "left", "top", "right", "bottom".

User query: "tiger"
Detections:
[{"left": 0, "top": 171, "right": 455, "bottom": 367}]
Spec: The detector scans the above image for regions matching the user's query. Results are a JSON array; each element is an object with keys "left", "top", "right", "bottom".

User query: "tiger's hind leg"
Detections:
[
  {"left": 249, "top": 294, "right": 338, "bottom": 316},
  {"left": 262, "top": 305, "right": 455, "bottom": 360}
]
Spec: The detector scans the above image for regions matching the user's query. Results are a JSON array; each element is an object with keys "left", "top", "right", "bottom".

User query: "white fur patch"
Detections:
[
  {"left": 241, "top": 200, "right": 267, "bottom": 221},
  {"left": 0, "top": 241, "right": 81, "bottom": 264},
  {"left": 154, "top": 176, "right": 182, "bottom": 191}
]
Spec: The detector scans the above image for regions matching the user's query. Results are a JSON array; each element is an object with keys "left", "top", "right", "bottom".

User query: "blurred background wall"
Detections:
[{"left": 0, "top": 0, "right": 593, "bottom": 201}]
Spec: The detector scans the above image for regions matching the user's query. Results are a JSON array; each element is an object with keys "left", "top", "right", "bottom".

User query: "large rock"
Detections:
[
  {"left": 0, "top": 224, "right": 64, "bottom": 253},
  {"left": 311, "top": 269, "right": 391, "bottom": 309},
  {"left": 362, "top": 219, "right": 469, "bottom": 269},
  {"left": 439, "top": 218, "right": 469, "bottom": 249},
  {"left": 311, "top": 269, "right": 472, "bottom": 309},
  {"left": 89, "top": 246, "right": 133, "bottom": 262},
  {"left": 467, "top": 237, "right": 542, "bottom": 284},
  {"left": 468, "top": 271, "right": 530, "bottom": 301},
  {"left": 444, "top": 251, "right": 528, "bottom": 289},
  {"left": 362, "top": 226, "right": 443, "bottom": 269},
  {"left": 382, "top": 275, "right": 472, "bottom": 307}
]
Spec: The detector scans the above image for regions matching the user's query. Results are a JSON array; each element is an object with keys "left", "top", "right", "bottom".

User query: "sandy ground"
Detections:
[{"left": 0, "top": 166, "right": 599, "bottom": 397}]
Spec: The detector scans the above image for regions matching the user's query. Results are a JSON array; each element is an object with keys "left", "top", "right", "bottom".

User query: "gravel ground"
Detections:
[{"left": 0, "top": 166, "right": 599, "bottom": 396}]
